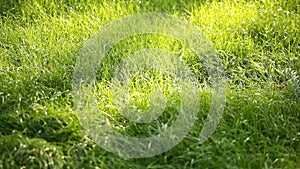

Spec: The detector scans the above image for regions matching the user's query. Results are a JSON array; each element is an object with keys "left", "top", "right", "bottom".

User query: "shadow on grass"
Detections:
[{"left": 0, "top": 0, "right": 23, "bottom": 17}]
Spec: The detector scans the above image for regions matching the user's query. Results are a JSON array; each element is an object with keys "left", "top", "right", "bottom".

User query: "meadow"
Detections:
[{"left": 0, "top": 0, "right": 299, "bottom": 168}]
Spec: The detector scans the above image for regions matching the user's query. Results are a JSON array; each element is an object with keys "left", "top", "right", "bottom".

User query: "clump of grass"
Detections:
[{"left": 0, "top": 133, "right": 64, "bottom": 169}]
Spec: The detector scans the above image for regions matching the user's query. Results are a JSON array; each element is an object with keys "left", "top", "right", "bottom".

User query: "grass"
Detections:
[{"left": 0, "top": 0, "right": 299, "bottom": 168}]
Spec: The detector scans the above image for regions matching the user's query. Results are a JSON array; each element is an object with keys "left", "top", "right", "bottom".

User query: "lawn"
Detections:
[{"left": 0, "top": 0, "right": 299, "bottom": 168}]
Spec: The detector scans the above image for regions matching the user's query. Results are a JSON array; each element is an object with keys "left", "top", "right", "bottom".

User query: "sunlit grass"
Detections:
[{"left": 0, "top": 0, "right": 299, "bottom": 168}]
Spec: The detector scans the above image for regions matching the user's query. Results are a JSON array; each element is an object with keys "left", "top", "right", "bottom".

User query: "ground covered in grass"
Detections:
[{"left": 0, "top": 0, "right": 299, "bottom": 168}]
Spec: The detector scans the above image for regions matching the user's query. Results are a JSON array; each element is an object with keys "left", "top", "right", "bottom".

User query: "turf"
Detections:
[{"left": 0, "top": 0, "right": 299, "bottom": 168}]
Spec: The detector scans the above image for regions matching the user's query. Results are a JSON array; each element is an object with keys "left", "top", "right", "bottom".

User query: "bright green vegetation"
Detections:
[{"left": 0, "top": 0, "right": 299, "bottom": 168}]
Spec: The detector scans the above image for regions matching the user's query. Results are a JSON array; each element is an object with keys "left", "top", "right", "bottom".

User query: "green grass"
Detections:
[{"left": 0, "top": 0, "right": 299, "bottom": 168}]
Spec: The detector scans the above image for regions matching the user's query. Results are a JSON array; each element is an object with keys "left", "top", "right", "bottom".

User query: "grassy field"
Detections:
[{"left": 0, "top": 0, "right": 299, "bottom": 168}]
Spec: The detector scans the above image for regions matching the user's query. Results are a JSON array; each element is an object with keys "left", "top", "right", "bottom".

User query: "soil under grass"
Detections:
[{"left": 0, "top": 0, "right": 299, "bottom": 168}]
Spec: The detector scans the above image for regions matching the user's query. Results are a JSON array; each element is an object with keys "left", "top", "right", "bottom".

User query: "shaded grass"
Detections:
[{"left": 0, "top": 0, "right": 299, "bottom": 168}]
